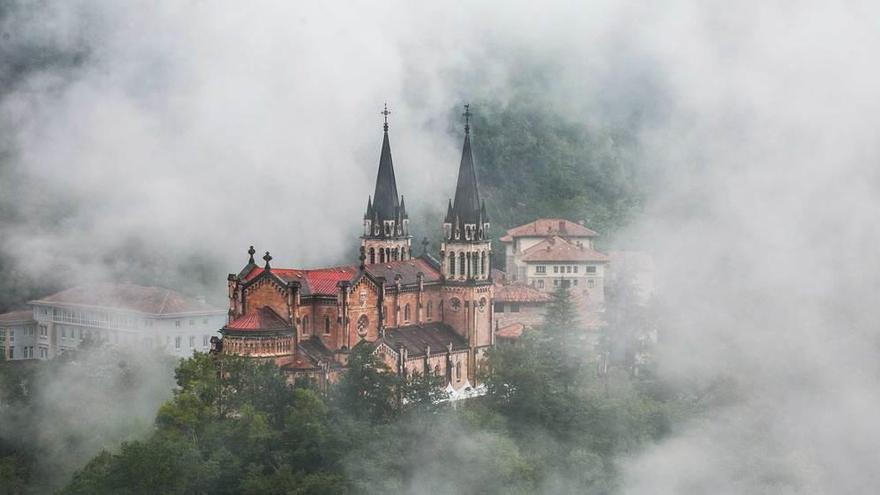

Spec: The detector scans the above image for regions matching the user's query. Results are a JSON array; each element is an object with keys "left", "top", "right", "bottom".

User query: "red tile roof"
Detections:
[
  {"left": 493, "top": 282, "right": 552, "bottom": 303},
  {"left": 500, "top": 218, "right": 598, "bottom": 242},
  {"left": 243, "top": 266, "right": 359, "bottom": 296},
  {"left": 364, "top": 257, "right": 442, "bottom": 287},
  {"left": 225, "top": 306, "right": 290, "bottom": 331},
  {"left": 32, "top": 284, "right": 222, "bottom": 315},
  {"left": 495, "top": 322, "right": 524, "bottom": 339},
  {"left": 0, "top": 310, "right": 35, "bottom": 325},
  {"left": 518, "top": 236, "right": 609, "bottom": 263}
]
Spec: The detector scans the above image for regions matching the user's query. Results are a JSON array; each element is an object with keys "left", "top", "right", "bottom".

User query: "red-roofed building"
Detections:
[
  {"left": 220, "top": 112, "right": 495, "bottom": 392},
  {"left": 499, "top": 219, "right": 609, "bottom": 307}
]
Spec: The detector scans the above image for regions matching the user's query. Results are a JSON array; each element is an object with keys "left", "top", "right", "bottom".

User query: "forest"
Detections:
[{"left": 0, "top": 284, "right": 722, "bottom": 494}]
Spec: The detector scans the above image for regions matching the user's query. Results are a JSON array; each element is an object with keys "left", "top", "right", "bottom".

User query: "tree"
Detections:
[{"left": 332, "top": 345, "right": 400, "bottom": 423}]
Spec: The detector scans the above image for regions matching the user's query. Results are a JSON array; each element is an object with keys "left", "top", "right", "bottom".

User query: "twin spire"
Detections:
[{"left": 364, "top": 103, "right": 487, "bottom": 242}]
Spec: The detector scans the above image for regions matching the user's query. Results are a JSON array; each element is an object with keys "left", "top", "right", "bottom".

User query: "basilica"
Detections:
[{"left": 219, "top": 106, "right": 494, "bottom": 391}]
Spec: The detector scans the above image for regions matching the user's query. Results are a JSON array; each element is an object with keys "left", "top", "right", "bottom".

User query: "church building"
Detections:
[{"left": 219, "top": 106, "right": 494, "bottom": 392}]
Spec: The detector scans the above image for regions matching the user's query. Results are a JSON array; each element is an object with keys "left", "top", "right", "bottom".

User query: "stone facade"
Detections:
[{"left": 220, "top": 109, "right": 494, "bottom": 394}]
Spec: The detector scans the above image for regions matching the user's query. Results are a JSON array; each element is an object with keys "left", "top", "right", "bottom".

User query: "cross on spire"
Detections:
[
  {"left": 463, "top": 104, "right": 472, "bottom": 135},
  {"left": 382, "top": 102, "right": 391, "bottom": 132},
  {"left": 247, "top": 245, "right": 256, "bottom": 264},
  {"left": 263, "top": 251, "right": 272, "bottom": 270}
]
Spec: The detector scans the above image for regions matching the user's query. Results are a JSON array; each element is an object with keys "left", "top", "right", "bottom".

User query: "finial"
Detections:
[
  {"left": 421, "top": 237, "right": 429, "bottom": 255},
  {"left": 263, "top": 251, "right": 272, "bottom": 270},
  {"left": 463, "top": 103, "right": 472, "bottom": 135},
  {"left": 382, "top": 102, "right": 391, "bottom": 132},
  {"left": 248, "top": 245, "right": 256, "bottom": 264}
]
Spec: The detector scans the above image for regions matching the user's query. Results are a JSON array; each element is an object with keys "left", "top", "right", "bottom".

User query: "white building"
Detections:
[
  {"left": 499, "top": 219, "right": 610, "bottom": 306},
  {"left": 0, "top": 283, "right": 226, "bottom": 361}
]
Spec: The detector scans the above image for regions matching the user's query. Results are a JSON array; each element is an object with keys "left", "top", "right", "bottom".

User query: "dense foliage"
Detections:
[{"left": 0, "top": 287, "right": 687, "bottom": 495}]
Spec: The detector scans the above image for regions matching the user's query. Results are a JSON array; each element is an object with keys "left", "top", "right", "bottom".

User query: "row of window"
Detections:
[
  {"left": 535, "top": 264, "right": 598, "bottom": 275},
  {"left": 448, "top": 251, "right": 488, "bottom": 278},
  {"left": 173, "top": 335, "right": 213, "bottom": 350},
  {"left": 532, "top": 279, "right": 597, "bottom": 289},
  {"left": 494, "top": 303, "right": 520, "bottom": 313}
]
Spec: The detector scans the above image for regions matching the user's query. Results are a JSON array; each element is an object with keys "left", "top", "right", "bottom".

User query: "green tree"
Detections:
[{"left": 332, "top": 345, "right": 400, "bottom": 423}]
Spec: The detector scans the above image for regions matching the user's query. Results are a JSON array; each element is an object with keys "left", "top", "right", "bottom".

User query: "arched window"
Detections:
[
  {"left": 456, "top": 361, "right": 462, "bottom": 381},
  {"left": 434, "top": 364, "right": 441, "bottom": 376},
  {"left": 426, "top": 300, "right": 433, "bottom": 319},
  {"left": 481, "top": 251, "right": 487, "bottom": 276},
  {"left": 459, "top": 252, "right": 465, "bottom": 276},
  {"left": 393, "top": 248, "right": 399, "bottom": 261},
  {"left": 379, "top": 248, "right": 385, "bottom": 263},
  {"left": 401, "top": 247, "right": 407, "bottom": 260},
  {"left": 449, "top": 251, "right": 455, "bottom": 275},
  {"left": 324, "top": 316, "right": 330, "bottom": 335},
  {"left": 302, "top": 315, "right": 309, "bottom": 335},
  {"left": 369, "top": 248, "right": 375, "bottom": 265},
  {"left": 357, "top": 314, "right": 369, "bottom": 336},
  {"left": 404, "top": 304, "right": 410, "bottom": 321}
]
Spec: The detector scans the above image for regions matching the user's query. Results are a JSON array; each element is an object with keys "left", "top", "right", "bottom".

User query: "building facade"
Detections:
[
  {"left": 220, "top": 107, "right": 494, "bottom": 392},
  {"left": 0, "top": 284, "right": 226, "bottom": 361},
  {"left": 500, "top": 219, "right": 609, "bottom": 307}
]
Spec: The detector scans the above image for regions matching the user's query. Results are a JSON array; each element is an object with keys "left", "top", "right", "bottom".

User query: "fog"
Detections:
[{"left": 2, "top": 0, "right": 880, "bottom": 493}]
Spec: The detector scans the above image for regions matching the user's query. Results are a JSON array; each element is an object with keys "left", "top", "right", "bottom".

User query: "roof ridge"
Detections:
[{"left": 157, "top": 288, "right": 172, "bottom": 315}]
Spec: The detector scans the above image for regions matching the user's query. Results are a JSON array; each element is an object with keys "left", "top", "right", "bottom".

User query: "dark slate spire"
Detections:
[
  {"left": 364, "top": 196, "right": 373, "bottom": 219},
  {"left": 371, "top": 104, "right": 401, "bottom": 225},
  {"left": 449, "top": 105, "right": 482, "bottom": 227}
]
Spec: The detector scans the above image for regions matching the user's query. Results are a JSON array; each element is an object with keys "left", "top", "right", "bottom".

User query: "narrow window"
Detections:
[
  {"left": 189, "top": 336, "right": 195, "bottom": 348},
  {"left": 554, "top": 266, "right": 559, "bottom": 273},
  {"left": 494, "top": 302, "right": 504, "bottom": 313},
  {"left": 380, "top": 249, "right": 386, "bottom": 263},
  {"left": 510, "top": 303, "right": 520, "bottom": 313},
  {"left": 404, "top": 304, "right": 411, "bottom": 321},
  {"left": 369, "top": 248, "right": 375, "bottom": 264},
  {"left": 456, "top": 361, "right": 462, "bottom": 381},
  {"left": 427, "top": 301, "right": 433, "bottom": 318},
  {"left": 459, "top": 253, "right": 465, "bottom": 276},
  {"left": 449, "top": 251, "right": 456, "bottom": 275},
  {"left": 175, "top": 336, "right": 181, "bottom": 350},
  {"left": 537, "top": 280, "right": 544, "bottom": 289},
  {"left": 302, "top": 316, "right": 309, "bottom": 335},
  {"left": 324, "top": 316, "right": 331, "bottom": 335}
]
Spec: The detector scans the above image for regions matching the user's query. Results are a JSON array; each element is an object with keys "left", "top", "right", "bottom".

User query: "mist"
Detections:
[{"left": 2, "top": 0, "right": 880, "bottom": 493}]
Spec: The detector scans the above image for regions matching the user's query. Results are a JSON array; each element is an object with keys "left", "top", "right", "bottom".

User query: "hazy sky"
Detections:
[{"left": 2, "top": 1, "right": 880, "bottom": 493}]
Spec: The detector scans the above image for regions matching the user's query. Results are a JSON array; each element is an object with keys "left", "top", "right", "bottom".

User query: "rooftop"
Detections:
[
  {"left": 519, "top": 236, "right": 609, "bottom": 263},
  {"left": 0, "top": 309, "right": 35, "bottom": 326},
  {"left": 243, "top": 265, "right": 360, "bottom": 296},
  {"left": 493, "top": 282, "right": 552, "bottom": 303},
  {"left": 380, "top": 322, "right": 468, "bottom": 358},
  {"left": 31, "top": 284, "right": 222, "bottom": 316},
  {"left": 500, "top": 218, "right": 598, "bottom": 242},
  {"left": 224, "top": 306, "right": 291, "bottom": 332},
  {"left": 495, "top": 322, "right": 524, "bottom": 339},
  {"left": 364, "top": 257, "right": 442, "bottom": 287}
]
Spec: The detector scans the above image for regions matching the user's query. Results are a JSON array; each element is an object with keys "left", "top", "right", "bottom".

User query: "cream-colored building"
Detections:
[
  {"left": 499, "top": 219, "right": 610, "bottom": 307},
  {"left": 0, "top": 283, "right": 226, "bottom": 361}
]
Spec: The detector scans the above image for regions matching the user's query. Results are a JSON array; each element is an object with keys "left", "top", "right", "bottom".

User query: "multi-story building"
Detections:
[
  {"left": 219, "top": 107, "right": 494, "bottom": 392},
  {"left": 500, "top": 219, "right": 610, "bottom": 307},
  {"left": 0, "top": 284, "right": 226, "bottom": 361},
  {"left": 0, "top": 310, "right": 37, "bottom": 360}
]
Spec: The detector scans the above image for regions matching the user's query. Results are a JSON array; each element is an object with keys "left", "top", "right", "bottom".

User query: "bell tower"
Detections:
[
  {"left": 440, "top": 104, "right": 494, "bottom": 383},
  {"left": 362, "top": 104, "right": 411, "bottom": 265}
]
